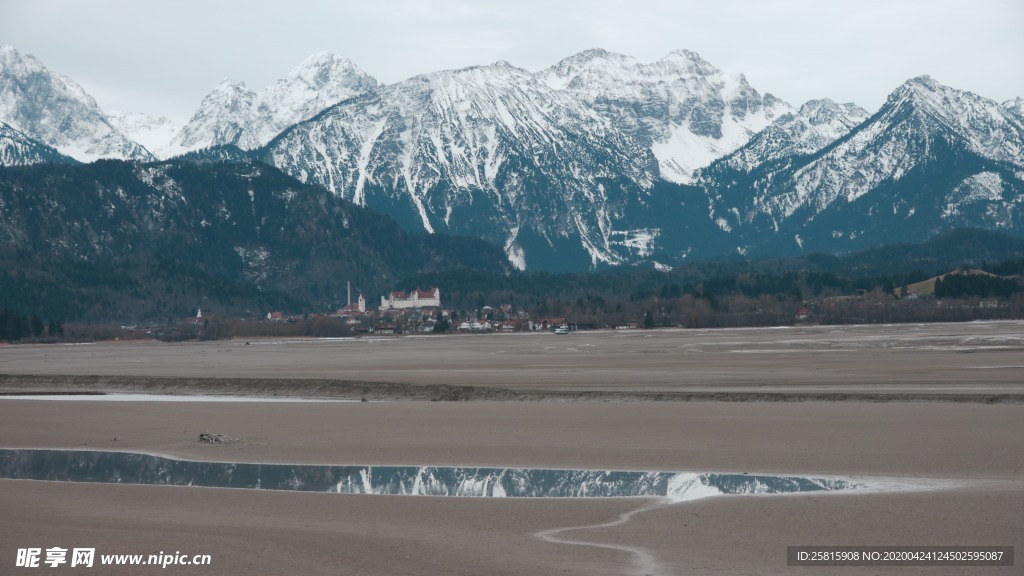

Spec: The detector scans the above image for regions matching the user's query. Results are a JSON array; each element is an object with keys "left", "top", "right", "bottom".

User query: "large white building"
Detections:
[{"left": 380, "top": 287, "right": 441, "bottom": 310}]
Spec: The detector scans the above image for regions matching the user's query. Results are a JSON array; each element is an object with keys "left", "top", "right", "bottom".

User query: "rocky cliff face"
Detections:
[
  {"left": 264, "top": 61, "right": 660, "bottom": 270},
  {"left": 701, "top": 76, "right": 1024, "bottom": 255},
  {"left": 0, "top": 46, "right": 153, "bottom": 162},
  {"left": 538, "top": 49, "right": 792, "bottom": 183},
  {"left": 714, "top": 99, "right": 869, "bottom": 173}
]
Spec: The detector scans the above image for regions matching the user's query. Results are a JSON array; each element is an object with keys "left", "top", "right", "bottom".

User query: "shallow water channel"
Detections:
[{"left": 0, "top": 449, "right": 864, "bottom": 501}]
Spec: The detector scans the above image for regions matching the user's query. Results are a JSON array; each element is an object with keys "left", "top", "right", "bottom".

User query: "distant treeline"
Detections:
[
  {"left": 935, "top": 271, "right": 1024, "bottom": 299},
  {"left": 0, "top": 309, "right": 62, "bottom": 341},
  {"left": 401, "top": 252, "right": 1024, "bottom": 328},
  {"left": 2, "top": 229, "right": 1024, "bottom": 333}
]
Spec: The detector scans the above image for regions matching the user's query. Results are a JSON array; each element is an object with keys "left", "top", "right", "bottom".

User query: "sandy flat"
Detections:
[
  {"left": 2, "top": 322, "right": 1023, "bottom": 575},
  {"left": 2, "top": 400, "right": 1021, "bottom": 575},
  {"left": 0, "top": 321, "right": 1022, "bottom": 395}
]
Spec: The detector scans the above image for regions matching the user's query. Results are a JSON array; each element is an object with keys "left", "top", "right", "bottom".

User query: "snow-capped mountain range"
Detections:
[
  {"left": 263, "top": 61, "right": 657, "bottom": 269},
  {"left": 538, "top": 48, "right": 792, "bottom": 183},
  {"left": 1, "top": 44, "right": 1022, "bottom": 270},
  {"left": 0, "top": 46, "right": 153, "bottom": 162},
  {"left": 168, "top": 52, "right": 378, "bottom": 156},
  {"left": 699, "top": 75, "right": 1024, "bottom": 256},
  {"left": 714, "top": 98, "right": 870, "bottom": 173}
]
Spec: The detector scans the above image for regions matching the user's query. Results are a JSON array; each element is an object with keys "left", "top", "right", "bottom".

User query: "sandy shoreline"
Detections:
[
  {"left": 2, "top": 400, "right": 1021, "bottom": 575},
  {"left": 3, "top": 374, "right": 1022, "bottom": 403},
  {"left": 2, "top": 322, "right": 1022, "bottom": 574},
  {"left": 1, "top": 321, "right": 1023, "bottom": 395}
]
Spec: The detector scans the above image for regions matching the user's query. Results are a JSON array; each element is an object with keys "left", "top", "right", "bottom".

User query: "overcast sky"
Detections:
[{"left": 3, "top": 0, "right": 1022, "bottom": 125}]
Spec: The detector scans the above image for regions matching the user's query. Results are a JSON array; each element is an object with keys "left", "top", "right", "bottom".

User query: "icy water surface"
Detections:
[{"left": 0, "top": 449, "right": 864, "bottom": 501}]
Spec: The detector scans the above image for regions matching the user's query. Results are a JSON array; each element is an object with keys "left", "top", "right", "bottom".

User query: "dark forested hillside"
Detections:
[
  {"left": 0, "top": 159, "right": 509, "bottom": 322},
  {"left": 399, "top": 229, "right": 1024, "bottom": 327}
]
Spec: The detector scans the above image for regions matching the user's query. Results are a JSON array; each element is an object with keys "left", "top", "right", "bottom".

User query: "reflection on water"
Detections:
[{"left": 0, "top": 449, "right": 863, "bottom": 500}]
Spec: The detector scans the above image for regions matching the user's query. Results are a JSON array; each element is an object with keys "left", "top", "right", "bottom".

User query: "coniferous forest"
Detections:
[{"left": 1, "top": 159, "right": 1023, "bottom": 339}]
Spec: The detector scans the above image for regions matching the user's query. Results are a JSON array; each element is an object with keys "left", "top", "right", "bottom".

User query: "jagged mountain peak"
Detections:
[
  {"left": 539, "top": 49, "right": 634, "bottom": 92},
  {"left": 886, "top": 75, "right": 957, "bottom": 110},
  {"left": 568, "top": 47, "right": 617, "bottom": 60},
  {"left": 656, "top": 48, "right": 719, "bottom": 75},
  {"left": 212, "top": 78, "right": 251, "bottom": 92},
  {"left": 539, "top": 47, "right": 791, "bottom": 184},
  {"left": 427, "top": 59, "right": 534, "bottom": 80},
  {"left": 196, "top": 80, "right": 254, "bottom": 115},
  {"left": 904, "top": 74, "right": 942, "bottom": 89},
  {"left": 265, "top": 53, "right": 659, "bottom": 271},
  {"left": 1, "top": 44, "right": 32, "bottom": 68},
  {"left": 883, "top": 75, "right": 1003, "bottom": 123},
  {"left": 198, "top": 80, "right": 257, "bottom": 113},
  {"left": 780, "top": 99, "right": 870, "bottom": 135},
  {"left": 710, "top": 97, "right": 869, "bottom": 174},
  {"left": 168, "top": 53, "right": 378, "bottom": 155},
  {"left": 543, "top": 47, "right": 720, "bottom": 83},
  {"left": 1, "top": 44, "right": 41, "bottom": 68},
  {"left": 295, "top": 50, "right": 355, "bottom": 70},
  {"left": 711, "top": 75, "right": 1024, "bottom": 247},
  {"left": 390, "top": 60, "right": 554, "bottom": 111},
  {"left": 0, "top": 45, "right": 95, "bottom": 107},
  {"left": 165, "top": 82, "right": 257, "bottom": 154},
  {"left": 1005, "top": 97, "right": 1024, "bottom": 118},
  {"left": 797, "top": 98, "right": 867, "bottom": 120},
  {"left": 277, "top": 51, "right": 375, "bottom": 93},
  {"left": 546, "top": 48, "right": 632, "bottom": 69},
  {"left": 874, "top": 76, "right": 1024, "bottom": 167},
  {"left": 0, "top": 45, "right": 153, "bottom": 163}
]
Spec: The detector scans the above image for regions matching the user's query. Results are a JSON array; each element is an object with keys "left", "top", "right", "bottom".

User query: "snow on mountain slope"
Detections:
[
  {"left": 687, "top": 75, "right": 1024, "bottom": 257},
  {"left": 0, "top": 120, "right": 76, "bottom": 166},
  {"left": 774, "top": 76, "right": 1024, "bottom": 219},
  {"left": 169, "top": 52, "right": 378, "bottom": 155},
  {"left": 167, "top": 80, "right": 258, "bottom": 155},
  {"left": 538, "top": 49, "right": 791, "bottom": 184},
  {"left": 941, "top": 172, "right": 1015, "bottom": 228},
  {"left": 255, "top": 52, "right": 379, "bottom": 144},
  {"left": 265, "top": 61, "right": 658, "bottom": 270},
  {"left": 1004, "top": 97, "right": 1024, "bottom": 119},
  {"left": 107, "top": 111, "right": 179, "bottom": 158},
  {"left": 0, "top": 46, "right": 153, "bottom": 163},
  {"left": 717, "top": 99, "right": 869, "bottom": 172}
]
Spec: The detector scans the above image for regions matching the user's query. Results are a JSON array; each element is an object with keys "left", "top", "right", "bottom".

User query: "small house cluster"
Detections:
[
  {"left": 254, "top": 284, "right": 589, "bottom": 335},
  {"left": 327, "top": 286, "right": 446, "bottom": 333}
]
